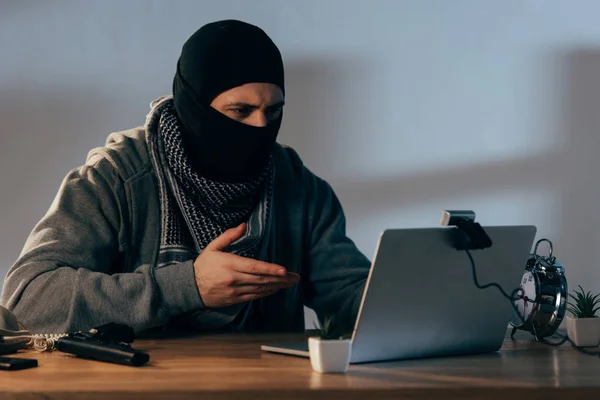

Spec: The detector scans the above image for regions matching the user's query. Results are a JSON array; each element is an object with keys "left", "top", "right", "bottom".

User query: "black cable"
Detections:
[
  {"left": 465, "top": 249, "right": 527, "bottom": 326},
  {"left": 464, "top": 249, "right": 599, "bottom": 357},
  {"left": 465, "top": 249, "right": 519, "bottom": 300}
]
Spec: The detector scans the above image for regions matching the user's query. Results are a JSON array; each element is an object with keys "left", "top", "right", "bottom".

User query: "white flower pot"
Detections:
[
  {"left": 566, "top": 315, "right": 600, "bottom": 347},
  {"left": 308, "top": 337, "right": 351, "bottom": 373}
]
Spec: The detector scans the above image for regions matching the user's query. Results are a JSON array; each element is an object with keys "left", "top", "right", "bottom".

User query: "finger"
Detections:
[
  {"left": 238, "top": 290, "right": 280, "bottom": 302},
  {"left": 235, "top": 282, "right": 295, "bottom": 295},
  {"left": 227, "top": 255, "right": 288, "bottom": 277},
  {"left": 230, "top": 271, "right": 300, "bottom": 286},
  {"left": 205, "top": 223, "right": 247, "bottom": 252}
]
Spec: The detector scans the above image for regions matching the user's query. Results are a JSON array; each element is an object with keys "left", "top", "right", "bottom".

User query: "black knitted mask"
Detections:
[{"left": 173, "top": 19, "right": 285, "bottom": 182}]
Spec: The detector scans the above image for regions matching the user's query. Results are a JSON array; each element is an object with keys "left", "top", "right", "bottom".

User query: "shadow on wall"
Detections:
[{"left": 332, "top": 152, "right": 562, "bottom": 219}]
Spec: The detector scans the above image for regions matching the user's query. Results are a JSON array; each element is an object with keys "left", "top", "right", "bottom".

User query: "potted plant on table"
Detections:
[
  {"left": 308, "top": 315, "right": 353, "bottom": 374},
  {"left": 566, "top": 285, "right": 600, "bottom": 347}
]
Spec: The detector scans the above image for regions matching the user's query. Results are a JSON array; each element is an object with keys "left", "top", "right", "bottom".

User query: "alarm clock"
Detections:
[{"left": 509, "top": 238, "right": 568, "bottom": 339}]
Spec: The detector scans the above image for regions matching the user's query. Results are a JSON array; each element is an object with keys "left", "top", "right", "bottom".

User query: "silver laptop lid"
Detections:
[{"left": 349, "top": 225, "right": 536, "bottom": 363}]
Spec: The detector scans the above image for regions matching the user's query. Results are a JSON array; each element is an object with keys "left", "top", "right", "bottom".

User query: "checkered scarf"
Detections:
[{"left": 145, "top": 97, "right": 273, "bottom": 266}]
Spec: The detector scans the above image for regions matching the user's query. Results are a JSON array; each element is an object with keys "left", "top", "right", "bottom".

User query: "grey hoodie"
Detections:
[{"left": 0, "top": 123, "right": 370, "bottom": 335}]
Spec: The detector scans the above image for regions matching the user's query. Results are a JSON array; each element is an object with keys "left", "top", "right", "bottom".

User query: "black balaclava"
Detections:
[{"left": 172, "top": 20, "right": 285, "bottom": 183}]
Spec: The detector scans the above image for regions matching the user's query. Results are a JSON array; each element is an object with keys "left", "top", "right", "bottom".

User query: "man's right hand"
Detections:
[{"left": 193, "top": 223, "right": 300, "bottom": 308}]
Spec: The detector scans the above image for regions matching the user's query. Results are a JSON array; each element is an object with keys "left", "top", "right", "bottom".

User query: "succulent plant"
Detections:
[
  {"left": 314, "top": 314, "right": 353, "bottom": 340},
  {"left": 567, "top": 285, "right": 600, "bottom": 318}
]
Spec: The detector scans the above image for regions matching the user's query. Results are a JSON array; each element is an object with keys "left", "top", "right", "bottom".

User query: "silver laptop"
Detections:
[{"left": 261, "top": 225, "right": 537, "bottom": 363}]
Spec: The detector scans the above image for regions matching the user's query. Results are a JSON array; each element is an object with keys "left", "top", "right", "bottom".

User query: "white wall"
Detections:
[{"left": 2, "top": 0, "right": 600, "bottom": 328}]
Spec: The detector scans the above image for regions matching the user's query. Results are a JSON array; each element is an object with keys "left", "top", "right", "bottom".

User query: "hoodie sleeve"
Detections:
[
  {"left": 302, "top": 169, "right": 371, "bottom": 330},
  {"left": 0, "top": 159, "right": 203, "bottom": 334}
]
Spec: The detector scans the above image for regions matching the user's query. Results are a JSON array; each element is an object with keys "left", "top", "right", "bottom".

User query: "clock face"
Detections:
[{"left": 512, "top": 271, "right": 537, "bottom": 325}]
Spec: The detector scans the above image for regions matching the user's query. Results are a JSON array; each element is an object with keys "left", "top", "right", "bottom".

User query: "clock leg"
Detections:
[{"left": 531, "top": 324, "right": 540, "bottom": 342}]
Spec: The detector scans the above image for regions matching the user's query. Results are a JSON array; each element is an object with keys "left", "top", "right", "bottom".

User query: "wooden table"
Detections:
[{"left": 1, "top": 330, "right": 599, "bottom": 399}]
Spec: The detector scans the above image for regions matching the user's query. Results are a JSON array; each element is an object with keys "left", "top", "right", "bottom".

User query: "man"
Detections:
[{"left": 0, "top": 20, "right": 370, "bottom": 335}]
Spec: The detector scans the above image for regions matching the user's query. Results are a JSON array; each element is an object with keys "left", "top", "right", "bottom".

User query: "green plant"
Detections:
[
  {"left": 314, "top": 314, "right": 353, "bottom": 340},
  {"left": 567, "top": 285, "right": 600, "bottom": 318}
]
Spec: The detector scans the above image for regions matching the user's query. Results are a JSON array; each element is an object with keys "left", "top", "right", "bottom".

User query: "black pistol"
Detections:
[{"left": 55, "top": 323, "right": 149, "bottom": 367}]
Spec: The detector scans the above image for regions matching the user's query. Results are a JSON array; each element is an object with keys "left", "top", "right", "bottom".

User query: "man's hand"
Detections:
[{"left": 194, "top": 223, "right": 300, "bottom": 308}]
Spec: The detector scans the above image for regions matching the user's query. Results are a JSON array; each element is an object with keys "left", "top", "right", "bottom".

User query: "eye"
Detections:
[
  {"left": 226, "top": 107, "right": 252, "bottom": 121},
  {"left": 231, "top": 107, "right": 251, "bottom": 116},
  {"left": 266, "top": 106, "right": 283, "bottom": 119}
]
